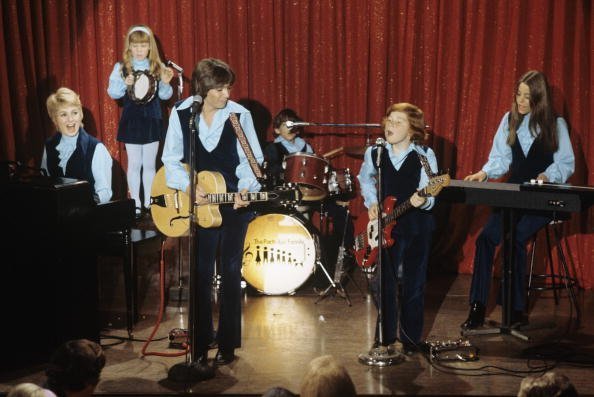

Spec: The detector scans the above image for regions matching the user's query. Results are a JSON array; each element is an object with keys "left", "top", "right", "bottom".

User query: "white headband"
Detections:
[{"left": 128, "top": 26, "right": 151, "bottom": 37}]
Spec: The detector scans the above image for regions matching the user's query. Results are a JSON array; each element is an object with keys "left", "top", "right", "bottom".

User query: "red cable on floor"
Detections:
[{"left": 141, "top": 238, "right": 189, "bottom": 357}]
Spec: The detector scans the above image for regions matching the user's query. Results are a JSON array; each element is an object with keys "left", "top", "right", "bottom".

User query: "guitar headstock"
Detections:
[
  {"left": 269, "top": 185, "right": 303, "bottom": 207},
  {"left": 419, "top": 173, "right": 451, "bottom": 197}
]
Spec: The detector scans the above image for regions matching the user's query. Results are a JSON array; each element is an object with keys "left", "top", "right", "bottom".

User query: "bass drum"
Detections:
[{"left": 242, "top": 213, "right": 318, "bottom": 295}]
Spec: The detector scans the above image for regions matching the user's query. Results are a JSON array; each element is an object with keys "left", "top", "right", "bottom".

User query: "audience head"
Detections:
[
  {"left": 44, "top": 339, "right": 106, "bottom": 397},
  {"left": 261, "top": 386, "right": 297, "bottom": 397},
  {"left": 7, "top": 383, "right": 56, "bottom": 397},
  {"left": 300, "top": 354, "right": 356, "bottom": 397},
  {"left": 517, "top": 371, "right": 578, "bottom": 397},
  {"left": 46, "top": 87, "right": 84, "bottom": 136}
]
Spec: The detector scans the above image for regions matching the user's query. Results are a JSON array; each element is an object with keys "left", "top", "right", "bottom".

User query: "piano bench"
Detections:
[
  {"left": 97, "top": 228, "right": 163, "bottom": 339},
  {"left": 527, "top": 217, "right": 580, "bottom": 323}
]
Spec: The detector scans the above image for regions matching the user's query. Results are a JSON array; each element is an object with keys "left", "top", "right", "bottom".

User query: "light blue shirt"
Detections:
[
  {"left": 161, "top": 97, "right": 264, "bottom": 193},
  {"left": 107, "top": 59, "right": 173, "bottom": 100},
  {"left": 41, "top": 133, "right": 113, "bottom": 203},
  {"left": 357, "top": 142, "right": 438, "bottom": 210},
  {"left": 482, "top": 112, "right": 574, "bottom": 183},
  {"left": 273, "top": 135, "right": 313, "bottom": 154}
]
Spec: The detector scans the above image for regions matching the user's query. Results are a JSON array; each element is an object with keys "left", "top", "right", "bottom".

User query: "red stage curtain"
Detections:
[{"left": 1, "top": 0, "right": 592, "bottom": 287}]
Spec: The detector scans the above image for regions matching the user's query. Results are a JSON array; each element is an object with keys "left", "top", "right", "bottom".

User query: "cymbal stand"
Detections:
[{"left": 315, "top": 207, "right": 353, "bottom": 306}]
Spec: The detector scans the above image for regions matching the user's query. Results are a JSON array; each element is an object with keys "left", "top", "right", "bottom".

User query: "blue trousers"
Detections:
[
  {"left": 195, "top": 213, "right": 250, "bottom": 353},
  {"left": 371, "top": 232, "right": 431, "bottom": 347},
  {"left": 469, "top": 211, "right": 551, "bottom": 311}
]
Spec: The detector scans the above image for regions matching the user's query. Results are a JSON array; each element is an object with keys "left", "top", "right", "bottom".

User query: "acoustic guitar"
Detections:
[
  {"left": 150, "top": 165, "right": 301, "bottom": 237},
  {"left": 353, "top": 173, "right": 450, "bottom": 269}
]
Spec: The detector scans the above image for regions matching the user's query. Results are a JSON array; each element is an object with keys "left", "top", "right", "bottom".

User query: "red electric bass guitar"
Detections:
[{"left": 353, "top": 174, "right": 450, "bottom": 269}]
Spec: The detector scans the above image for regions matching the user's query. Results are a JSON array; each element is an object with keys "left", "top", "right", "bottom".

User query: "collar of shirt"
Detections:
[
  {"left": 516, "top": 112, "right": 539, "bottom": 155},
  {"left": 386, "top": 142, "right": 419, "bottom": 170},
  {"left": 175, "top": 97, "right": 249, "bottom": 152},
  {"left": 132, "top": 58, "right": 150, "bottom": 71},
  {"left": 56, "top": 132, "right": 78, "bottom": 168},
  {"left": 274, "top": 135, "right": 307, "bottom": 154}
]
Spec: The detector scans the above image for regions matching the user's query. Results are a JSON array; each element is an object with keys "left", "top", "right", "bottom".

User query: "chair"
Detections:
[
  {"left": 98, "top": 227, "right": 163, "bottom": 338},
  {"left": 527, "top": 213, "right": 580, "bottom": 324}
]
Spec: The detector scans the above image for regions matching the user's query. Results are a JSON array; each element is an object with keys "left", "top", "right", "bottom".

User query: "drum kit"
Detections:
[{"left": 242, "top": 151, "right": 360, "bottom": 296}]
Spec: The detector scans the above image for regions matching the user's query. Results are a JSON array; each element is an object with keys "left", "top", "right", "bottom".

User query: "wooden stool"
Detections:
[{"left": 527, "top": 216, "right": 580, "bottom": 323}]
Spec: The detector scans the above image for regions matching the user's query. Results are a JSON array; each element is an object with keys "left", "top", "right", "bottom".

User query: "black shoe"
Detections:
[
  {"left": 214, "top": 349, "right": 235, "bottom": 366},
  {"left": 510, "top": 310, "right": 528, "bottom": 327},
  {"left": 461, "top": 302, "right": 486, "bottom": 330},
  {"left": 195, "top": 351, "right": 208, "bottom": 365}
]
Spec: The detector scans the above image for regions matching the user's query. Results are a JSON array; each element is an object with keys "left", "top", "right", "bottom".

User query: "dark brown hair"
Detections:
[
  {"left": 508, "top": 70, "right": 558, "bottom": 152},
  {"left": 191, "top": 58, "right": 235, "bottom": 97}
]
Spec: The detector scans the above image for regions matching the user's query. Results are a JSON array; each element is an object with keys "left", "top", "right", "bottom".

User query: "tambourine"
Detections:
[{"left": 127, "top": 70, "right": 158, "bottom": 105}]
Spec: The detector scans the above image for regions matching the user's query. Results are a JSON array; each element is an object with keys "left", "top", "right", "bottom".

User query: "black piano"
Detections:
[
  {"left": 0, "top": 175, "right": 134, "bottom": 370},
  {"left": 439, "top": 179, "right": 594, "bottom": 339}
]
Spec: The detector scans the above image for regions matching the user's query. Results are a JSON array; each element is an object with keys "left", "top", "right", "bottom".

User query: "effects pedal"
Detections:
[
  {"left": 426, "top": 338, "right": 479, "bottom": 362},
  {"left": 168, "top": 328, "right": 188, "bottom": 350}
]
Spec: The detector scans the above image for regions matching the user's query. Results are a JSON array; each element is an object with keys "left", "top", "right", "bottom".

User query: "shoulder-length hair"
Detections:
[
  {"left": 191, "top": 58, "right": 236, "bottom": 98},
  {"left": 508, "top": 70, "right": 558, "bottom": 152}
]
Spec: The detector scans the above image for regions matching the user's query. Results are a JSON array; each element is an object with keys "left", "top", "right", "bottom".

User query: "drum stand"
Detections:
[{"left": 315, "top": 207, "right": 362, "bottom": 306}]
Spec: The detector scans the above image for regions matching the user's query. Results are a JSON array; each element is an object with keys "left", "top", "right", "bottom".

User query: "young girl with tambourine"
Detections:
[{"left": 107, "top": 24, "right": 174, "bottom": 218}]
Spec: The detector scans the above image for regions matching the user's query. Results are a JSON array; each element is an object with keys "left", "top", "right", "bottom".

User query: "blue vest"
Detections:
[
  {"left": 45, "top": 128, "right": 98, "bottom": 186},
  {"left": 508, "top": 136, "right": 554, "bottom": 184},
  {"left": 177, "top": 105, "right": 243, "bottom": 222},
  {"left": 371, "top": 147, "right": 434, "bottom": 235}
]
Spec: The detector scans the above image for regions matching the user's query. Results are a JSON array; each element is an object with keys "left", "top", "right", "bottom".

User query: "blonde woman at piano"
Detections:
[
  {"left": 41, "top": 87, "right": 113, "bottom": 204},
  {"left": 461, "top": 71, "right": 575, "bottom": 330}
]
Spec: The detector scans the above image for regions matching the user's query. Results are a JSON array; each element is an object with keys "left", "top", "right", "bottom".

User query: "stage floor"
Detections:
[{"left": 2, "top": 260, "right": 594, "bottom": 396}]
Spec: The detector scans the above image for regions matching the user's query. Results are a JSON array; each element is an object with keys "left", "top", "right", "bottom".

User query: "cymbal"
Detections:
[{"left": 344, "top": 145, "right": 368, "bottom": 157}]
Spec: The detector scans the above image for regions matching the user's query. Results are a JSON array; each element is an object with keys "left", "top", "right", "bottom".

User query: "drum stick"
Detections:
[{"left": 322, "top": 146, "right": 344, "bottom": 159}]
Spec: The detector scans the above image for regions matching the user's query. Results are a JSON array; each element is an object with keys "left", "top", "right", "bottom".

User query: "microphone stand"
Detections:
[
  {"left": 168, "top": 99, "right": 214, "bottom": 382},
  {"left": 359, "top": 143, "right": 405, "bottom": 366}
]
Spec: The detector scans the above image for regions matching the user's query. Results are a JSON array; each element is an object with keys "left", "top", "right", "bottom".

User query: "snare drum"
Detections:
[
  {"left": 127, "top": 70, "right": 158, "bottom": 104},
  {"left": 328, "top": 167, "right": 355, "bottom": 200},
  {"left": 242, "top": 213, "right": 318, "bottom": 295},
  {"left": 282, "top": 153, "right": 329, "bottom": 201}
]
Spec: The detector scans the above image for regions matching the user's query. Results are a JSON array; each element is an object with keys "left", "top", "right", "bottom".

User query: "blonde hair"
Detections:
[
  {"left": 121, "top": 24, "right": 163, "bottom": 76},
  {"left": 46, "top": 87, "right": 83, "bottom": 126},
  {"left": 7, "top": 383, "right": 55, "bottom": 397},
  {"left": 517, "top": 371, "right": 577, "bottom": 397},
  {"left": 300, "top": 355, "right": 356, "bottom": 397}
]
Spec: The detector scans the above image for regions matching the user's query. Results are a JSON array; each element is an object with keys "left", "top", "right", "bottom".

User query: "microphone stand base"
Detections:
[
  {"left": 167, "top": 361, "right": 215, "bottom": 383},
  {"left": 358, "top": 346, "right": 406, "bottom": 367}
]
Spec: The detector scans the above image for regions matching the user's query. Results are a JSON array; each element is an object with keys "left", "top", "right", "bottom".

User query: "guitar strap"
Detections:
[
  {"left": 228, "top": 113, "right": 264, "bottom": 180},
  {"left": 418, "top": 152, "right": 436, "bottom": 178}
]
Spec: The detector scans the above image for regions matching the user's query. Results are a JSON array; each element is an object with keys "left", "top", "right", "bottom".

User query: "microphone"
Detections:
[
  {"left": 167, "top": 60, "right": 184, "bottom": 73},
  {"left": 375, "top": 137, "right": 385, "bottom": 167},
  {"left": 285, "top": 120, "right": 315, "bottom": 129},
  {"left": 191, "top": 95, "right": 203, "bottom": 115}
]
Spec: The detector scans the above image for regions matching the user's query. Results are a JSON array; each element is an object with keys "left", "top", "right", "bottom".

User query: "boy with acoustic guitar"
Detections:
[{"left": 161, "top": 58, "right": 263, "bottom": 369}]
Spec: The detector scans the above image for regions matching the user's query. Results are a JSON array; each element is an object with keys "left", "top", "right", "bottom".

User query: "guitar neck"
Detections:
[
  {"left": 384, "top": 199, "right": 413, "bottom": 224},
  {"left": 207, "top": 191, "right": 270, "bottom": 204}
]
